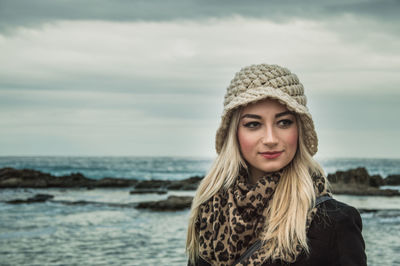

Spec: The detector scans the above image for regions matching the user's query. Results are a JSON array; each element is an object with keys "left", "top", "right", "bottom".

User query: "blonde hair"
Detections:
[{"left": 186, "top": 105, "right": 327, "bottom": 264}]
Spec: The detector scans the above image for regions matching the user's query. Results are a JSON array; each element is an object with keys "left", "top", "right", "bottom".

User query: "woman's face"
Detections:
[{"left": 237, "top": 98, "right": 298, "bottom": 179}]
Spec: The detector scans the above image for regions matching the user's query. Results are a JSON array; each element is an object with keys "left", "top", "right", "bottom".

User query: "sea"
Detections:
[{"left": 0, "top": 156, "right": 399, "bottom": 266}]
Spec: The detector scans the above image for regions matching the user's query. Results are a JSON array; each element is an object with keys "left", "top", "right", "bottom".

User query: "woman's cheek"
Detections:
[
  {"left": 238, "top": 130, "right": 255, "bottom": 155},
  {"left": 286, "top": 127, "right": 299, "bottom": 150}
]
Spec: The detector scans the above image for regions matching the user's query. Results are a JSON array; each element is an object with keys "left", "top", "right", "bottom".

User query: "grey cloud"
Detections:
[
  {"left": 328, "top": 0, "right": 400, "bottom": 21},
  {"left": 0, "top": 88, "right": 222, "bottom": 122},
  {"left": 0, "top": 0, "right": 399, "bottom": 33},
  {"left": 0, "top": 73, "right": 225, "bottom": 95},
  {"left": 309, "top": 92, "right": 400, "bottom": 131}
]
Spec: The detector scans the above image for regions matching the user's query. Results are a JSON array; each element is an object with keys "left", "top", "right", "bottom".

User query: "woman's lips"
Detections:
[{"left": 259, "top": 151, "right": 283, "bottom": 159}]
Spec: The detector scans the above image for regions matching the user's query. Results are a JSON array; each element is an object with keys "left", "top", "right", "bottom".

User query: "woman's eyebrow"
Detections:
[
  {"left": 241, "top": 111, "right": 294, "bottom": 120},
  {"left": 275, "top": 111, "right": 295, "bottom": 118},
  {"left": 240, "top": 114, "right": 261, "bottom": 120}
]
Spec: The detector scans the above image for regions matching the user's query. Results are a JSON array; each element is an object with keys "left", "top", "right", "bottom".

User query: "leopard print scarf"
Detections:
[{"left": 196, "top": 169, "right": 328, "bottom": 266}]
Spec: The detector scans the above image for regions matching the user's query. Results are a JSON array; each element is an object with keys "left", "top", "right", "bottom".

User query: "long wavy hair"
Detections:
[{"left": 186, "top": 105, "right": 327, "bottom": 264}]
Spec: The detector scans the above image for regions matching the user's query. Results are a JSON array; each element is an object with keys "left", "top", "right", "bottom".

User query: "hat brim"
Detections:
[{"left": 215, "top": 87, "right": 318, "bottom": 155}]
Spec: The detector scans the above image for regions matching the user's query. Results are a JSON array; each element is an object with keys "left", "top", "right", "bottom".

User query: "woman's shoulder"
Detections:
[
  {"left": 309, "top": 198, "right": 363, "bottom": 240},
  {"left": 317, "top": 198, "right": 362, "bottom": 224},
  {"left": 310, "top": 198, "right": 364, "bottom": 248},
  {"left": 308, "top": 198, "right": 367, "bottom": 265}
]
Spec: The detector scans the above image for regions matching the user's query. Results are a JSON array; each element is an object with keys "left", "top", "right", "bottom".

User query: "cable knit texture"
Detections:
[{"left": 215, "top": 64, "right": 318, "bottom": 155}]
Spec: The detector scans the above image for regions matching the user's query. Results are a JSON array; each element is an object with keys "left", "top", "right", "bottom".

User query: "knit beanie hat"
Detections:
[{"left": 215, "top": 64, "right": 318, "bottom": 156}]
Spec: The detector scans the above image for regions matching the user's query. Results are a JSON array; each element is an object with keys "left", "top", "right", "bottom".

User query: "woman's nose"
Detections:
[{"left": 261, "top": 126, "right": 278, "bottom": 146}]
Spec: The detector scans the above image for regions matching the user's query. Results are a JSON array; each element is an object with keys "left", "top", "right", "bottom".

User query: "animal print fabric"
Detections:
[{"left": 196, "top": 169, "right": 328, "bottom": 266}]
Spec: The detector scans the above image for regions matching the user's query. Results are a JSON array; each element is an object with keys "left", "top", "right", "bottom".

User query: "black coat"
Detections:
[{"left": 191, "top": 199, "right": 367, "bottom": 266}]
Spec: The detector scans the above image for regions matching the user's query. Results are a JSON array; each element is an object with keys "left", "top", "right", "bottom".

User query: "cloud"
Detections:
[
  {"left": 0, "top": 0, "right": 399, "bottom": 33},
  {"left": 1, "top": 18, "right": 399, "bottom": 96}
]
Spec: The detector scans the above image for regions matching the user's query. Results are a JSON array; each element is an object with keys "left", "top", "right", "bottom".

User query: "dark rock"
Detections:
[
  {"left": 327, "top": 167, "right": 370, "bottom": 185},
  {"left": 49, "top": 172, "right": 96, "bottom": 187},
  {"left": 0, "top": 167, "right": 138, "bottom": 188},
  {"left": 369, "top": 175, "right": 384, "bottom": 187},
  {"left": 328, "top": 167, "right": 400, "bottom": 196},
  {"left": 136, "top": 195, "right": 193, "bottom": 211},
  {"left": 52, "top": 200, "right": 136, "bottom": 208},
  {"left": 6, "top": 193, "right": 54, "bottom": 204},
  {"left": 384, "top": 175, "right": 400, "bottom": 186},
  {"left": 130, "top": 189, "right": 168, "bottom": 195},
  {"left": 358, "top": 209, "right": 379, "bottom": 213},
  {"left": 0, "top": 167, "right": 201, "bottom": 190},
  {"left": 95, "top": 177, "right": 138, "bottom": 188},
  {"left": 0, "top": 168, "right": 53, "bottom": 188},
  {"left": 134, "top": 176, "right": 203, "bottom": 191},
  {"left": 166, "top": 176, "right": 202, "bottom": 190},
  {"left": 59, "top": 200, "right": 93, "bottom": 205},
  {"left": 135, "top": 180, "right": 172, "bottom": 189}
]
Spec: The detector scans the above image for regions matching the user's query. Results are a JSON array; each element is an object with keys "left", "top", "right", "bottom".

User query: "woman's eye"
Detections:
[
  {"left": 278, "top": 119, "right": 293, "bottom": 128},
  {"left": 244, "top": 121, "right": 260, "bottom": 128}
]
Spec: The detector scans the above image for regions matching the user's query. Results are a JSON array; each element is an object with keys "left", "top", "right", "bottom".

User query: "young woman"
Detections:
[{"left": 186, "top": 64, "right": 367, "bottom": 266}]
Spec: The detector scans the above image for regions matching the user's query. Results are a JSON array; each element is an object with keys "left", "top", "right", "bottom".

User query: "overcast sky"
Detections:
[{"left": 0, "top": 0, "right": 399, "bottom": 158}]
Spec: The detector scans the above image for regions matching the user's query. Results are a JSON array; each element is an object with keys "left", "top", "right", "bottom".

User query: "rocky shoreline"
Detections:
[
  {"left": 327, "top": 167, "right": 400, "bottom": 196},
  {"left": 1, "top": 166, "right": 399, "bottom": 192},
  {"left": 1, "top": 167, "right": 400, "bottom": 211},
  {"left": 0, "top": 167, "right": 201, "bottom": 190},
  {"left": 4, "top": 192, "right": 398, "bottom": 214}
]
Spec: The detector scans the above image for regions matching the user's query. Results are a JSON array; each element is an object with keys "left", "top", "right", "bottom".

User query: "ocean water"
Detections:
[
  {"left": 0, "top": 156, "right": 212, "bottom": 180},
  {"left": 0, "top": 157, "right": 400, "bottom": 266},
  {"left": 0, "top": 156, "right": 399, "bottom": 180}
]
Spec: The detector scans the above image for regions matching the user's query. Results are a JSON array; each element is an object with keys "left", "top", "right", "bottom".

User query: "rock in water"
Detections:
[
  {"left": 130, "top": 189, "right": 168, "bottom": 194},
  {"left": 384, "top": 175, "right": 400, "bottom": 186},
  {"left": 166, "top": 176, "right": 202, "bottom": 190},
  {"left": 0, "top": 167, "right": 138, "bottom": 188},
  {"left": 133, "top": 176, "right": 203, "bottom": 191},
  {"left": 369, "top": 175, "right": 384, "bottom": 187},
  {"left": 327, "top": 167, "right": 400, "bottom": 196},
  {"left": 327, "top": 167, "right": 370, "bottom": 185},
  {"left": 6, "top": 194, "right": 54, "bottom": 204},
  {"left": 134, "top": 180, "right": 172, "bottom": 189},
  {"left": 136, "top": 195, "right": 193, "bottom": 211}
]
